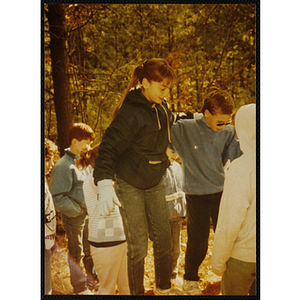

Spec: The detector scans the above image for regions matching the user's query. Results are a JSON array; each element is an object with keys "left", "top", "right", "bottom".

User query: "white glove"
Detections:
[{"left": 97, "top": 179, "right": 121, "bottom": 216}]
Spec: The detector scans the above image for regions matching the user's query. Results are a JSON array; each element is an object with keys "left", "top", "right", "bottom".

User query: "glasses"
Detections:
[{"left": 216, "top": 121, "right": 231, "bottom": 127}]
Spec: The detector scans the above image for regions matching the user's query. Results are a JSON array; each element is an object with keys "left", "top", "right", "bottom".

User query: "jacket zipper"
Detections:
[
  {"left": 152, "top": 104, "right": 161, "bottom": 130},
  {"left": 151, "top": 103, "right": 171, "bottom": 143}
]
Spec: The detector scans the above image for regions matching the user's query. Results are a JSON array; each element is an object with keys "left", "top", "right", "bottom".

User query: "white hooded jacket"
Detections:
[{"left": 212, "top": 104, "right": 256, "bottom": 276}]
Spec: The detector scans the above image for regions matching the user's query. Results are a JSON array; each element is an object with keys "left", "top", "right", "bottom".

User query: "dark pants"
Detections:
[
  {"left": 83, "top": 217, "right": 98, "bottom": 288},
  {"left": 62, "top": 211, "right": 96, "bottom": 293},
  {"left": 184, "top": 192, "right": 222, "bottom": 281}
]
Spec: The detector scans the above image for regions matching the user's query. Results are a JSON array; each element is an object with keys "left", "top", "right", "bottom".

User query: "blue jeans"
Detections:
[
  {"left": 82, "top": 217, "right": 98, "bottom": 287},
  {"left": 170, "top": 219, "right": 182, "bottom": 278},
  {"left": 61, "top": 210, "right": 89, "bottom": 294},
  {"left": 221, "top": 257, "right": 256, "bottom": 295},
  {"left": 184, "top": 192, "right": 222, "bottom": 281},
  {"left": 115, "top": 177, "right": 173, "bottom": 295}
]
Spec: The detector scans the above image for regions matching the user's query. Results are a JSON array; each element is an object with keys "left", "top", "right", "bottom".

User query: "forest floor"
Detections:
[{"left": 50, "top": 218, "right": 222, "bottom": 295}]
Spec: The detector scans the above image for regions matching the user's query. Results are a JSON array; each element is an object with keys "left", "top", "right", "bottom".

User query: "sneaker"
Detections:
[
  {"left": 153, "top": 284, "right": 183, "bottom": 295},
  {"left": 87, "top": 279, "right": 99, "bottom": 291},
  {"left": 171, "top": 275, "right": 183, "bottom": 287},
  {"left": 182, "top": 279, "right": 203, "bottom": 295},
  {"left": 76, "top": 288, "right": 94, "bottom": 295}
]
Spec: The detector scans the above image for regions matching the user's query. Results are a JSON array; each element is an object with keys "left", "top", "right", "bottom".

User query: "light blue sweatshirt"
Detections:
[
  {"left": 170, "top": 114, "right": 242, "bottom": 195},
  {"left": 50, "top": 148, "right": 89, "bottom": 217}
]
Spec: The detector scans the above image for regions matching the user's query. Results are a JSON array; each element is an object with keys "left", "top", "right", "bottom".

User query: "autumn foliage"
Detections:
[{"left": 44, "top": 4, "right": 256, "bottom": 148}]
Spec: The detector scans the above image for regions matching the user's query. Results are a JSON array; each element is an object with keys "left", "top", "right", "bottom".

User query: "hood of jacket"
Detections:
[
  {"left": 235, "top": 104, "right": 256, "bottom": 156},
  {"left": 125, "top": 87, "right": 152, "bottom": 107}
]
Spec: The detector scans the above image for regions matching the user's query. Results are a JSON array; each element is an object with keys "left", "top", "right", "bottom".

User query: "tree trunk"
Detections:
[{"left": 47, "top": 4, "right": 73, "bottom": 156}]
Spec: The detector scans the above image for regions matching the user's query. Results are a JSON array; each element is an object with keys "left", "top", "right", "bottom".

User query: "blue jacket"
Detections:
[
  {"left": 170, "top": 115, "right": 242, "bottom": 195},
  {"left": 50, "top": 148, "right": 88, "bottom": 217}
]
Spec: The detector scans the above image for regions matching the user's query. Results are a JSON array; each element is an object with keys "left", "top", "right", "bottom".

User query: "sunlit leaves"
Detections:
[{"left": 45, "top": 4, "right": 256, "bottom": 142}]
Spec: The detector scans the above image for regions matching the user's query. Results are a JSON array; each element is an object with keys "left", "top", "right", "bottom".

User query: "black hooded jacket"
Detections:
[{"left": 93, "top": 88, "right": 174, "bottom": 190}]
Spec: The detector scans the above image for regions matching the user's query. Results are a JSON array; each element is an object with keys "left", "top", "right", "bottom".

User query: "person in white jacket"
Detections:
[{"left": 211, "top": 103, "right": 256, "bottom": 295}]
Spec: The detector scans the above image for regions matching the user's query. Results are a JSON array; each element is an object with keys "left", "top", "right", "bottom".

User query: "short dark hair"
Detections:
[
  {"left": 68, "top": 123, "right": 95, "bottom": 145},
  {"left": 202, "top": 89, "right": 235, "bottom": 115}
]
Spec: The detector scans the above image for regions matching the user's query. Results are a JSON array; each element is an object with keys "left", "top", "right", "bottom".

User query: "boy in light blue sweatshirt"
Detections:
[
  {"left": 170, "top": 89, "right": 242, "bottom": 295},
  {"left": 50, "top": 123, "right": 97, "bottom": 295}
]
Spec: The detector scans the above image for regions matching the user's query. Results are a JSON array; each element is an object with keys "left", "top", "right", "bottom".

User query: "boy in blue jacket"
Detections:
[
  {"left": 170, "top": 89, "right": 242, "bottom": 295},
  {"left": 50, "top": 123, "right": 97, "bottom": 295}
]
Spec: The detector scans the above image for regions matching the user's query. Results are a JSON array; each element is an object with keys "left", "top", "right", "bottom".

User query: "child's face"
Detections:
[
  {"left": 142, "top": 79, "right": 171, "bottom": 104},
  {"left": 166, "top": 148, "right": 178, "bottom": 164},
  {"left": 204, "top": 110, "right": 232, "bottom": 132},
  {"left": 73, "top": 138, "right": 92, "bottom": 156}
]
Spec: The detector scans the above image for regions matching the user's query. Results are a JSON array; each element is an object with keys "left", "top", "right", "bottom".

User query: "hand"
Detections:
[{"left": 97, "top": 179, "right": 121, "bottom": 216}]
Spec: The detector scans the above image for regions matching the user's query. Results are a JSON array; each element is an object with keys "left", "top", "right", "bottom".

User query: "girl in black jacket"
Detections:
[{"left": 93, "top": 58, "right": 181, "bottom": 295}]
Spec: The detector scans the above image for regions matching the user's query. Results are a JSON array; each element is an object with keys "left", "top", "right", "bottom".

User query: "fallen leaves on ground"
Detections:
[{"left": 50, "top": 218, "right": 221, "bottom": 295}]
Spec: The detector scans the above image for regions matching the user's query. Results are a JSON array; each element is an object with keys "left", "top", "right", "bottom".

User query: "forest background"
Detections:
[
  {"left": 44, "top": 3, "right": 257, "bottom": 154},
  {"left": 43, "top": 3, "right": 257, "bottom": 294},
  {"left": 5, "top": 1, "right": 300, "bottom": 299}
]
